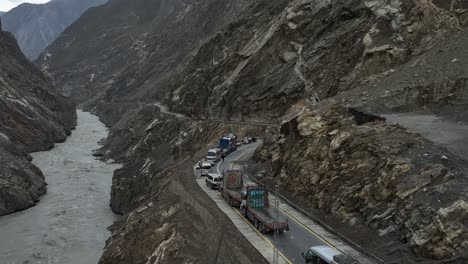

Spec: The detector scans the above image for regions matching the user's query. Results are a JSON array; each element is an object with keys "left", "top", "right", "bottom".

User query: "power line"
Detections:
[{"left": 273, "top": 184, "right": 280, "bottom": 264}]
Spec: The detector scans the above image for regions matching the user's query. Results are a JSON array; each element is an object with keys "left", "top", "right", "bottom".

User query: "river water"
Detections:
[{"left": 0, "top": 110, "right": 120, "bottom": 264}]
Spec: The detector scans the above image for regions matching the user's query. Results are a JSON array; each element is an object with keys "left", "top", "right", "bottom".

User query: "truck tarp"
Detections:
[
  {"left": 224, "top": 170, "right": 242, "bottom": 189},
  {"left": 218, "top": 138, "right": 230, "bottom": 150}
]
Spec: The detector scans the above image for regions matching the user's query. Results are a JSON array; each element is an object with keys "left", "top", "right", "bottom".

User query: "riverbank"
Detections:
[{"left": 0, "top": 110, "right": 120, "bottom": 264}]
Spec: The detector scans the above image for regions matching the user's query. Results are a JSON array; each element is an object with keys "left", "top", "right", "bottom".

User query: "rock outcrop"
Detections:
[
  {"left": 0, "top": 18, "right": 76, "bottom": 216},
  {"left": 263, "top": 103, "right": 468, "bottom": 261},
  {"left": 1, "top": 0, "right": 107, "bottom": 60}
]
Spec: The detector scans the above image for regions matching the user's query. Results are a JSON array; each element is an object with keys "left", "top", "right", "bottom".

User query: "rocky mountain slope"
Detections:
[
  {"left": 40, "top": 0, "right": 468, "bottom": 263},
  {"left": 1, "top": 0, "right": 106, "bottom": 60},
  {"left": 0, "top": 18, "right": 76, "bottom": 216},
  {"left": 0, "top": 12, "right": 4, "bottom": 16}
]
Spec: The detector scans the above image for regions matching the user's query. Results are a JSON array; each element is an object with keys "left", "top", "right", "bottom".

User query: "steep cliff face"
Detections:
[
  {"left": 166, "top": 0, "right": 464, "bottom": 121},
  {"left": 1, "top": 0, "right": 106, "bottom": 60},
  {"left": 258, "top": 102, "right": 468, "bottom": 261},
  {"left": 0, "top": 19, "right": 76, "bottom": 215},
  {"left": 39, "top": 0, "right": 248, "bottom": 104}
]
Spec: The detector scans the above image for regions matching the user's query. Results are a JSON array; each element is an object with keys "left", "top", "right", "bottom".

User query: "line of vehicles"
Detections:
[
  {"left": 196, "top": 134, "right": 289, "bottom": 234},
  {"left": 195, "top": 134, "right": 360, "bottom": 264}
]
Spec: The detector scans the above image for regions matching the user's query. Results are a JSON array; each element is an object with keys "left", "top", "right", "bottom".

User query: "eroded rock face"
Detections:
[
  {"left": 404, "top": 200, "right": 468, "bottom": 259},
  {"left": 270, "top": 103, "right": 468, "bottom": 260},
  {"left": 0, "top": 140, "right": 46, "bottom": 216},
  {"left": 0, "top": 19, "right": 76, "bottom": 215},
  {"left": 39, "top": 0, "right": 249, "bottom": 107},
  {"left": 1, "top": 0, "right": 107, "bottom": 60},
  {"left": 167, "top": 0, "right": 463, "bottom": 121}
]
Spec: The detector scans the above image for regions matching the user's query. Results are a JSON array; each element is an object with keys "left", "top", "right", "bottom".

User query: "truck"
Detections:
[
  {"left": 221, "top": 170, "right": 244, "bottom": 207},
  {"left": 218, "top": 134, "right": 237, "bottom": 155},
  {"left": 221, "top": 171, "right": 288, "bottom": 233},
  {"left": 241, "top": 186, "right": 289, "bottom": 233},
  {"left": 205, "top": 148, "right": 221, "bottom": 166}
]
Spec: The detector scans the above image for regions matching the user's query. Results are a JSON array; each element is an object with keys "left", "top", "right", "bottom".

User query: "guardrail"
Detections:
[{"left": 243, "top": 171, "right": 386, "bottom": 264}]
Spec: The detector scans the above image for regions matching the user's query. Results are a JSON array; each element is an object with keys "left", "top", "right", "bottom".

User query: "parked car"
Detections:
[{"left": 206, "top": 173, "right": 223, "bottom": 189}]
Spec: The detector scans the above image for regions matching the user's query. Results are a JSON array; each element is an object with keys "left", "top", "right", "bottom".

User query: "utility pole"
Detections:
[{"left": 273, "top": 184, "right": 280, "bottom": 264}]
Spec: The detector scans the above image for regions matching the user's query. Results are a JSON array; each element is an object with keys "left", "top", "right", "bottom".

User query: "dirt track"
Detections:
[{"left": 385, "top": 112, "right": 468, "bottom": 161}]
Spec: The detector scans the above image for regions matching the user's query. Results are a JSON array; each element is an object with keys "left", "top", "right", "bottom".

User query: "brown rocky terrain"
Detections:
[
  {"left": 253, "top": 102, "right": 467, "bottom": 263},
  {"left": 38, "top": 0, "right": 468, "bottom": 263},
  {"left": 0, "top": 18, "right": 76, "bottom": 216}
]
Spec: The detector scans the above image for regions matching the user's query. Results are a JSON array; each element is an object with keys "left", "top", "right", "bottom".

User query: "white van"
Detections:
[
  {"left": 206, "top": 173, "right": 223, "bottom": 189},
  {"left": 206, "top": 148, "right": 221, "bottom": 166},
  {"left": 201, "top": 162, "right": 212, "bottom": 177},
  {"left": 302, "top": 246, "right": 339, "bottom": 264}
]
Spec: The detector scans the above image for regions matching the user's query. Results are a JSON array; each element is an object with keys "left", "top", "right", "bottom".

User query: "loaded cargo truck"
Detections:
[
  {"left": 218, "top": 134, "right": 237, "bottom": 155},
  {"left": 242, "top": 186, "right": 289, "bottom": 234},
  {"left": 221, "top": 170, "right": 244, "bottom": 207}
]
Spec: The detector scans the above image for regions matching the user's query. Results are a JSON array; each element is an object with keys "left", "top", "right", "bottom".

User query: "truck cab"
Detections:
[{"left": 218, "top": 134, "right": 237, "bottom": 155}]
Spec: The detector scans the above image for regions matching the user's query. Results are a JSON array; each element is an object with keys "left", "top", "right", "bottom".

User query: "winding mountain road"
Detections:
[
  {"left": 156, "top": 101, "right": 377, "bottom": 263},
  {"left": 205, "top": 142, "right": 376, "bottom": 264},
  {"left": 153, "top": 102, "right": 279, "bottom": 127}
]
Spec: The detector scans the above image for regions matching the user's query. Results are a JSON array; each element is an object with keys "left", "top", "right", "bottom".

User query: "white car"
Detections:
[
  {"left": 303, "top": 245, "right": 356, "bottom": 264},
  {"left": 200, "top": 162, "right": 212, "bottom": 177},
  {"left": 206, "top": 173, "right": 223, "bottom": 189}
]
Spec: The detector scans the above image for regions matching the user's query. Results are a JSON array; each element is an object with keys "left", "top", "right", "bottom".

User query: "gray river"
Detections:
[{"left": 0, "top": 110, "right": 120, "bottom": 264}]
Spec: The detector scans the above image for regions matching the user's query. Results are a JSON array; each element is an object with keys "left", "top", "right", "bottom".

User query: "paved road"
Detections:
[
  {"left": 153, "top": 102, "right": 279, "bottom": 127},
  {"left": 385, "top": 112, "right": 468, "bottom": 161},
  {"left": 213, "top": 142, "right": 374, "bottom": 264},
  {"left": 153, "top": 102, "right": 191, "bottom": 120},
  {"left": 160, "top": 100, "right": 375, "bottom": 263}
]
